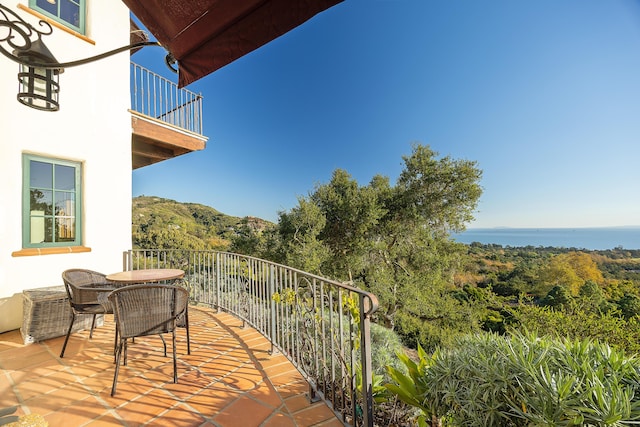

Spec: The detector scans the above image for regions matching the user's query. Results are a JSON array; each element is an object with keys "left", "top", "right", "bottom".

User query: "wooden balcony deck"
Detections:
[
  {"left": 130, "top": 62, "right": 207, "bottom": 170},
  {"left": 0, "top": 307, "right": 342, "bottom": 427}
]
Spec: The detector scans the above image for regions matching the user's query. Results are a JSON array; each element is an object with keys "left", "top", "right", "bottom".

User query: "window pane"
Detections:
[
  {"left": 55, "top": 192, "right": 75, "bottom": 216},
  {"left": 30, "top": 161, "right": 52, "bottom": 188},
  {"left": 60, "top": 0, "right": 80, "bottom": 27},
  {"left": 30, "top": 189, "right": 53, "bottom": 215},
  {"left": 24, "top": 154, "right": 81, "bottom": 247},
  {"left": 55, "top": 165, "right": 75, "bottom": 191},
  {"left": 35, "top": 0, "right": 57, "bottom": 15},
  {"left": 31, "top": 217, "right": 53, "bottom": 243},
  {"left": 56, "top": 217, "right": 75, "bottom": 242}
]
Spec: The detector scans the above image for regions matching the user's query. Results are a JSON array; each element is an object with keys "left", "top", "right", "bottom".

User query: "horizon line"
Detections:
[{"left": 464, "top": 225, "right": 640, "bottom": 230}]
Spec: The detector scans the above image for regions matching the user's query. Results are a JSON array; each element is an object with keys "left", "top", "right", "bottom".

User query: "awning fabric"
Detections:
[
  {"left": 122, "top": 0, "right": 343, "bottom": 88},
  {"left": 129, "top": 19, "right": 149, "bottom": 54}
]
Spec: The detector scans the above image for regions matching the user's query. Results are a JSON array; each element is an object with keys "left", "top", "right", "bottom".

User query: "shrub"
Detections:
[
  {"left": 385, "top": 332, "right": 640, "bottom": 426},
  {"left": 513, "top": 301, "right": 640, "bottom": 355},
  {"left": 370, "top": 322, "right": 406, "bottom": 376}
]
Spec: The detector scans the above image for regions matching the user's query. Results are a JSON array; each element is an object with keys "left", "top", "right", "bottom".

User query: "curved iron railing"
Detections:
[{"left": 123, "top": 249, "right": 379, "bottom": 427}]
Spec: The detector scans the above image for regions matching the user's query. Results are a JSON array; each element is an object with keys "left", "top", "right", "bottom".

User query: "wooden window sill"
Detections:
[
  {"left": 17, "top": 4, "right": 94, "bottom": 45},
  {"left": 12, "top": 246, "right": 92, "bottom": 257}
]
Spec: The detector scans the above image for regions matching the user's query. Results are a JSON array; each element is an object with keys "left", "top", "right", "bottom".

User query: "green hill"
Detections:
[{"left": 132, "top": 195, "right": 273, "bottom": 250}]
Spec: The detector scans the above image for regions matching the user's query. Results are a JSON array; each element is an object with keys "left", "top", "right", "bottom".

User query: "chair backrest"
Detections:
[
  {"left": 61, "top": 269, "right": 113, "bottom": 305},
  {"left": 108, "top": 284, "right": 189, "bottom": 339}
]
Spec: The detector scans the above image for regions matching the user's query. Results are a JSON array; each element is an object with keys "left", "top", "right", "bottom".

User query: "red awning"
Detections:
[{"left": 122, "top": 0, "right": 343, "bottom": 88}]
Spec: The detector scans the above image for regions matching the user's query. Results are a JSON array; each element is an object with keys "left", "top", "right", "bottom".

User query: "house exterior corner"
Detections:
[{"left": 0, "top": 1, "right": 133, "bottom": 334}]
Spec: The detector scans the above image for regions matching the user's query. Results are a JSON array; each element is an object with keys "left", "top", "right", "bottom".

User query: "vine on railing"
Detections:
[{"left": 125, "top": 249, "right": 378, "bottom": 427}]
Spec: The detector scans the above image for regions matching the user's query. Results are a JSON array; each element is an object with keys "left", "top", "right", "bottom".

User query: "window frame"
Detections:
[
  {"left": 29, "top": 0, "right": 86, "bottom": 35},
  {"left": 22, "top": 154, "right": 83, "bottom": 248}
]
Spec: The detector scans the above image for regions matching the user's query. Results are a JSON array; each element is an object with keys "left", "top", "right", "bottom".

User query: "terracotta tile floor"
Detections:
[{"left": 0, "top": 307, "right": 343, "bottom": 427}]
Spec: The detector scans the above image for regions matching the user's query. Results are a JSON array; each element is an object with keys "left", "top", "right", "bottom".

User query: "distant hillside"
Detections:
[{"left": 132, "top": 196, "right": 273, "bottom": 250}]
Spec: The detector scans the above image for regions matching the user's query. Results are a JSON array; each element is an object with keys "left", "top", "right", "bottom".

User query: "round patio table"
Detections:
[{"left": 106, "top": 268, "right": 185, "bottom": 284}]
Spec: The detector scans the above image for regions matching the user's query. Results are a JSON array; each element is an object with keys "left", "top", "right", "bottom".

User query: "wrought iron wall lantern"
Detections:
[{"left": 0, "top": 3, "right": 175, "bottom": 112}]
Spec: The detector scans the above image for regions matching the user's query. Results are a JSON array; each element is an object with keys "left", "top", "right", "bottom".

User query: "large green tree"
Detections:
[{"left": 268, "top": 144, "right": 484, "bottom": 348}]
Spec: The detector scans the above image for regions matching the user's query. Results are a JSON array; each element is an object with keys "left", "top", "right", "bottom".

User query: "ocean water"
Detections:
[{"left": 452, "top": 227, "right": 640, "bottom": 250}]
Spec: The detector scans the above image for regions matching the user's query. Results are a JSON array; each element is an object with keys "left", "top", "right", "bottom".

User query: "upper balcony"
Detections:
[{"left": 129, "top": 62, "right": 208, "bottom": 170}]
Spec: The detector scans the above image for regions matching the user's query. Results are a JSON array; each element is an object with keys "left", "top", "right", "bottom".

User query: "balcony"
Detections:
[
  {"left": 1, "top": 250, "right": 378, "bottom": 427},
  {"left": 130, "top": 63, "right": 208, "bottom": 170},
  {"left": 0, "top": 308, "right": 342, "bottom": 426}
]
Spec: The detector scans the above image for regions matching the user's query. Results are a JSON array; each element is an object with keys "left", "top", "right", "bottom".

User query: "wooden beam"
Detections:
[
  {"left": 132, "top": 138, "right": 177, "bottom": 160},
  {"left": 131, "top": 115, "right": 206, "bottom": 152}
]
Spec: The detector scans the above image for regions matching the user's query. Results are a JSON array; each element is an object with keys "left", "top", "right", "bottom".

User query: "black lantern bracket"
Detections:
[{"left": 0, "top": 2, "right": 176, "bottom": 111}]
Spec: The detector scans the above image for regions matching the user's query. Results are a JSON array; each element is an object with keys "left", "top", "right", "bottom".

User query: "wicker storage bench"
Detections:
[{"left": 21, "top": 285, "right": 104, "bottom": 345}]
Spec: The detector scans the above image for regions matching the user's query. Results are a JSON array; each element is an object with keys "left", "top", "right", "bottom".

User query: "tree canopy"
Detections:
[{"left": 234, "top": 144, "right": 485, "bottom": 348}]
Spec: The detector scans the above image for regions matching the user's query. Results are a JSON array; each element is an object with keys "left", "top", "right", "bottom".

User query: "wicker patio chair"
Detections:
[
  {"left": 60, "top": 269, "right": 117, "bottom": 358},
  {"left": 108, "top": 284, "right": 189, "bottom": 396}
]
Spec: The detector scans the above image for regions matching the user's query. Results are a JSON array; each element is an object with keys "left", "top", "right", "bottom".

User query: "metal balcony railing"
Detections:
[
  {"left": 123, "top": 249, "right": 379, "bottom": 427},
  {"left": 130, "top": 62, "right": 203, "bottom": 135}
]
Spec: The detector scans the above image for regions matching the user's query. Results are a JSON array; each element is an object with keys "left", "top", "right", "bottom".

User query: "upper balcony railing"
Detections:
[
  {"left": 123, "top": 249, "right": 379, "bottom": 427},
  {"left": 130, "top": 62, "right": 203, "bottom": 135}
]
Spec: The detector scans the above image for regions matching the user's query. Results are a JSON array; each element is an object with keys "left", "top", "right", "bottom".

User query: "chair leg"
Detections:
[
  {"left": 159, "top": 334, "right": 167, "bottom": 357},
  {"left": 111, "top": 340, "right": 124, "bottom": 396},
  {"left": 113, "top": 324, "right": 119, "bottom": 363},
  {"left": 172, "top": 330, "right": 178, "bottom": 383},
  {"left": 60, "top": 312, "right": 76, "bottom": 358},
  {"left": 185, "top": 307, "right": 191, "bottom": 355},
  {"left": 89, "top": 314, "right": 97, "bottom": 339}
]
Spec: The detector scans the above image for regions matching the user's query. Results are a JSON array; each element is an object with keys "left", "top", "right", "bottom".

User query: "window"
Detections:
[
  {"left": 23, "top": 154, "right": 82, "bottom": 248},
  {"left": 30, "top": 0, "right": 85, "bottom": 34}
]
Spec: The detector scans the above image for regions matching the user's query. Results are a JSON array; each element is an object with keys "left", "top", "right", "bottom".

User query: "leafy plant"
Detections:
[
  {"left": 385, "top": 332, "right": 640, "bottom": 426},
  {"left": 385, "top": 344, "right": 442, "bottom": 427},
  {"left": 356, "top": 367, "right": 390, "bottom": 404}
]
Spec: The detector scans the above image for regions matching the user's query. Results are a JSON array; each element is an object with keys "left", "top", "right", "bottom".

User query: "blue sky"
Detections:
[{"left": 132, "top": 0, "right": 640, "bottom": 229}]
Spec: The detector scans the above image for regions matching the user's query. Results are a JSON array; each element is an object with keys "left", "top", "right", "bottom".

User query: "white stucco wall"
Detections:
[{"left": 0, "top": 2, "right": 133, "bottom": 333}]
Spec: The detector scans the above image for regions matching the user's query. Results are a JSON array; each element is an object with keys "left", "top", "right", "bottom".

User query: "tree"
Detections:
[
  {"left": 578, "top": 280, "right": 613, "bottom": 314},
  {"left": 366, "top": 145, "right": 482, "bottom": 336},
  {"left": 277, "top": 198, "right": 331, "bottom": 274},
  {"left": 394, "top": 144, "right": 482, "bottom": 234},
  {"left": 540, "top": 285, "right": 572, "bottom": 310},
  {"left": 274, "top": 144, "right": 484, "bottom": 349},
  {"left": 538, "top": 252, "right": 604, "bottom": 295},
  {"left": 310, "top": 169, "right": 386, "bottom": 281},
  {"left": 616, "top": 293, "right": 640, "bottom": 320}
]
